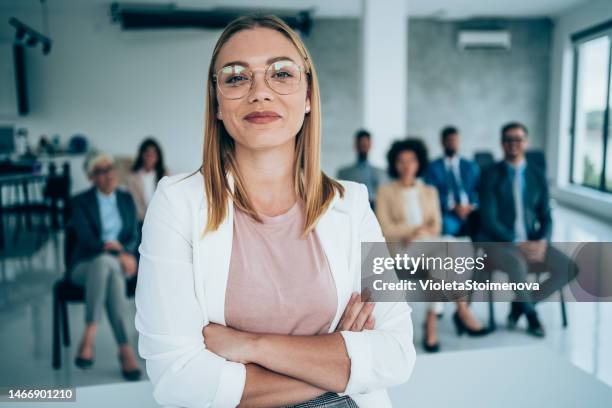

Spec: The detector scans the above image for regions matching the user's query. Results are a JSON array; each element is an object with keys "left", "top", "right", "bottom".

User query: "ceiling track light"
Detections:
[{"left": 9, "top": 17, "right": 53, "bottom": 55}]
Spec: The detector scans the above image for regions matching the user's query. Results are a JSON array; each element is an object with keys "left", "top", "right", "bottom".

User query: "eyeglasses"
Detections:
[
  {"left": 92, "top": 165, "right": 115, "bottom": 176},
  {"left": 213, "top": 59, "right": 306, "bottom": 100},
  {"left": 502, "top": 136, "right": 526, "bottom": 144}
]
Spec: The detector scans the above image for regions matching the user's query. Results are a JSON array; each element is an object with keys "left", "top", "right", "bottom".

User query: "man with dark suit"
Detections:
[
  {"left": 425, "top": 126, "right": 479, "bottom": 236},
  {"left": 69, "top": 153, "right": 141, "bottom": 380},
  {"left": 479, "top": 122, "right": 578, "bottom": 337},
  {"left": 337, "top": 129, "right": 386, "bottom": 209}
]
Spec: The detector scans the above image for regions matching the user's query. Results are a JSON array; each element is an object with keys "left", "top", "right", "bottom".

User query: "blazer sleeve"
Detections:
[
  {"left": 126, "top": 173, "right": 147, "bottom": 221},
  {"left": 69, "top": 195, "right": 104, "bottom": 255},
  {"left": 479, "top": 167, "right": 514, "bottom": 242},
  {"left": 124, "top": 193, "right": 140, "bottom": 256},
  {"left": 469, "top": 162, "right": 480, "bottom": 207},
  {"left": 424, "top": 187, "right": 442, "bottom": 236},
  {"left": 340, "top": 184, "right": 416, "bottom": 395},
  {"left": 375, "top": 185, "right": 419, "bottom": 241},
  {"left": 135, "top": 178, "right": 246, "bottom": 408},
  {"left": 535, "top": 171, "right": 552, "bottom": 241}
]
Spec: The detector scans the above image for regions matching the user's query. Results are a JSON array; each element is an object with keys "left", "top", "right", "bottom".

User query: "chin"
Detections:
[{"left": 241, "top": 130, "right": 295, "bottom": 150}]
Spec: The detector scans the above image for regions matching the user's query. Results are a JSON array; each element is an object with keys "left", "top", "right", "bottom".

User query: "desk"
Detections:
[{"left": 1, "top": 346, "right": 610, "bottom": 407}]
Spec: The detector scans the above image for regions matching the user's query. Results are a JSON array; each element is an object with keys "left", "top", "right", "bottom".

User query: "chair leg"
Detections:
[
  {"left": 488, "top": 290, "right": 496, "bottom": 332},
  {"left": 61, "top": 300, "right": 70, "bottom": 347},
  {"left": 52, "top": 289, "right": 61, "bottom": 369},
  {"left": 560, "top": 289, "right": 568, "bottom": 328}
]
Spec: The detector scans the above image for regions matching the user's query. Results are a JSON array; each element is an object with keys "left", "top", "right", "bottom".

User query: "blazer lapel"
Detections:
[
  {"left": 83, "top": 188, "right": 102, "bottom": 238},
  {"left": 316, "top": 194, "right": 353, "bottom": 331},
  {"left": 196, "top": 179, "right": 234, "bottom": 325}
]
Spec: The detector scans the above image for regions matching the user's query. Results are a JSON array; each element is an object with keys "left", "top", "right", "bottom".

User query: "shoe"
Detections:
[
  {"left": 507, "top": 302, "right": 524, "bottom": 330},
  {"left": 452, "top": 312, "right": 489, "bottom": 337},
  {"left": 119, "top": 355, "right": 142, "bottom": 382},
  {"left": 75, "top": 345, "right": 95, "bottom": 369},
  {"left": 422, "top": 321, "right": 440, "bottom": 353},
  {"left": 74, "top": 356, "right": 94, "bottom": 369},
  {"left": 526, "top": 312, "right": 546, "bottom": 338}
]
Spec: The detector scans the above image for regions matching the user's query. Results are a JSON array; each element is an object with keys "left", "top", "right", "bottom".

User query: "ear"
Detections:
[
  {"left": 217, "top": 110, "right": 223, "bottom": 120},
  {"left": 305, "top": 95, "right": 311, "bottom": 114}
]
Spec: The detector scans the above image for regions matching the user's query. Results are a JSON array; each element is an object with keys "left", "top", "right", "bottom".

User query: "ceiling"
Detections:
[{"left": 0, "top": 0, "right": 593, "bottom": 19}]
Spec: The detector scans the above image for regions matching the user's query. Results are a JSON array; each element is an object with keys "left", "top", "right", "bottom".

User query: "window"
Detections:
[{"left": 570, "top": 21, "right": 612, "bottom": 192}]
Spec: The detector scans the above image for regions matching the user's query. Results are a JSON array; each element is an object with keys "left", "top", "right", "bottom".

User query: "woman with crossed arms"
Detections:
[{"left": 135, "top": 15, "right": 415, "bottom": 408}]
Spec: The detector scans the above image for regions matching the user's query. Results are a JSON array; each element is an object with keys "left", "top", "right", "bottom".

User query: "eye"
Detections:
[
  {"left": 224, "top": 74, "right": 250, "bottom": 85},
  {"left": 272, "top": 70, "right": 293, "bottom": 80}
]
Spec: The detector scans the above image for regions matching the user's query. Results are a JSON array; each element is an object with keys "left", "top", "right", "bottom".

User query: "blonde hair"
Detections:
[
  {"left": 84, "top": 152, "right": 114, "bottom": 176},
  {"left": 202, "top": 15, "right": 344, "bottom": 236}
]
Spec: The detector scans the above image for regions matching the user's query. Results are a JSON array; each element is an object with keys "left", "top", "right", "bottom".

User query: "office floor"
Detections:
[{"left": 0, "top": 203, "right": 610, "bottom": 389}]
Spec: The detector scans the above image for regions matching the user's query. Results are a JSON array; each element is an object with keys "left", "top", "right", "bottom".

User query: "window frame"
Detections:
[{"left": 569, "top": 19, "right": 612, "bottom": 193}]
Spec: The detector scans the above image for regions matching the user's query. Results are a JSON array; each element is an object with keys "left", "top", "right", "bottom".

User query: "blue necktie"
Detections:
[{"left": 447, "top": 168, "right": 461, "bottom": 206}]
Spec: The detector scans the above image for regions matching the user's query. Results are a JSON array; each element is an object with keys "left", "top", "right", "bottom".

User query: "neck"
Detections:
[
  {"left": 97, "top": 188, "right": 114, "bottom": 196},
  {"left": 505, "top": 155, "right": 524, "bottom": 166},
  {"left": 398, "top": 177, "right": 416, "bottom": 187},
  {"left": 234, "top": 141, "right": 297, "bottom": 215}
]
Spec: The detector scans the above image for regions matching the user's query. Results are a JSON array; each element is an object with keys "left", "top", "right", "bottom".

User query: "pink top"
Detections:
[{"left": 225, "top": 201, "right": 337, "bottom": 335}]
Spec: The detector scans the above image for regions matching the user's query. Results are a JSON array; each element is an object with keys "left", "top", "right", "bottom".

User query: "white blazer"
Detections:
[{"left": 135, "top": 172, "right": 416, "bottom": 408}]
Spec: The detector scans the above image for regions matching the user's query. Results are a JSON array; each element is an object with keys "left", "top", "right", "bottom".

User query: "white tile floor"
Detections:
[{"left": 0, "top": 204, "right": 610, "bottom": 389}]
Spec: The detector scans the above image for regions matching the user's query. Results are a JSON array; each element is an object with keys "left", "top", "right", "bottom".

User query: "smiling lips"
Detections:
[{"left": 243, "top": 111, "right": 282, "bottom": 124}]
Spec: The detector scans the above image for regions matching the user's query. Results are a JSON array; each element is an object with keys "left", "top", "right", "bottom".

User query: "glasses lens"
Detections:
[
  {"left": 217, "top": 64, "right": 252, "bottom": 99},
  {"left": 266, "top": 60, "right": 301, "bottom": 95}
]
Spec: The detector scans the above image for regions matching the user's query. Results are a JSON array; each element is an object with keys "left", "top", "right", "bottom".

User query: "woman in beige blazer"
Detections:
[
  {"left": 126, "top": 138, "right": 168, "bottom": 222},
  {"left": 376, "top": 139, "right": 488, "bottom": 354}
]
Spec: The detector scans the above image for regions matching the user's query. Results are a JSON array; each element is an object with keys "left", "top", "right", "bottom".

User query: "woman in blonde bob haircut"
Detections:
[
  {"left": 136, "top": 14, "right": 415, "bottom": 408},
  {"left": 202, "top": 15, "right": 343, "bottom": 236}
]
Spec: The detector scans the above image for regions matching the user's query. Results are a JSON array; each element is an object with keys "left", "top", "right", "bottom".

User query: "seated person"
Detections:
[
  {"left": 126, "top": 137, "right": 168, "bottom": 224},
  {"left": 68, "top": 153, "right": 142, "bottom": 380},
  {"left": 376, "top": 139, "right": 487, "bottom": 353},
  {"left": 425, "top": 126, "right": 479, "bottom": 236},
  {"left": 479, "top": 122, "right": 579, "bottom": 337},
  {"left": 337, "top": 129, "right": 386, "bottom": 209}
]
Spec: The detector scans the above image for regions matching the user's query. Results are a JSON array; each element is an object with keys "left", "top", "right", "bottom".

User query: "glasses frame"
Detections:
[{"left": 212, "top": 60, "right": 308, "bottom": 100}]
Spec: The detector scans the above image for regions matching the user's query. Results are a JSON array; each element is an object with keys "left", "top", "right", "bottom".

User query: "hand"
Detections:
[
  {"left": 119, "top": 253, "right": 137, "bottom": 277},
  {"left": 335, "top": 292, "right": 375, "bottom": 332},
  {"left": 104, "top": 241, "right": 123, "bottom": 252},
  {"left": 454, "top": 204, "right": 473, "bottom": 220},
  {"left": 202, "top": 323, "right": 257, "bottom": 364},
  {"left": 409, "top": 226, "right": 427, "bottom": 241},
  {"left": 518, "top": 240, "right": 547, "bottom": 263}
]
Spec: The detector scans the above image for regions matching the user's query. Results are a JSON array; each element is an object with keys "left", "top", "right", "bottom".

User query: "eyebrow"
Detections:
[{"left": 217, "top": 56, "right": 298, "bottom": 70}]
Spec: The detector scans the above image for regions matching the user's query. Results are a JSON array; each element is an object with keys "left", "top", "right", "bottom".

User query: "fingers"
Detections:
[
  {"left": 336, "top": 293, "right": 359, "bottom": 331},
  {"left": 364, "top": 314, "right": 375, "bottom": 330},
  {"left": 351, "top": 302, "right": 375, "bottom": 331},
  {"left": 336, "top": 292, "right": 376, "bottom": 332}
]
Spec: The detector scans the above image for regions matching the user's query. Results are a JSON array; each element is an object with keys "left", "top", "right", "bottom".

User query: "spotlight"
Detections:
[{"left": 9, "top": 17, "right": 52, "bottom": 56}]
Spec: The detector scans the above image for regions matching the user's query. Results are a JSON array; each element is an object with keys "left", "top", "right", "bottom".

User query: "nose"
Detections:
[{"left": 247, "top": 71, "right": 274, "bottom": 103}]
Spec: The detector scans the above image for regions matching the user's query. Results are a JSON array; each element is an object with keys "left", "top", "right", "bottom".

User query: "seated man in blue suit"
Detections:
[
  {"left": 425, "top": 126, "right": 479, "bottom": 236},
  {"left": 479, "top": 122, "right": 578, "bottom": 337}
]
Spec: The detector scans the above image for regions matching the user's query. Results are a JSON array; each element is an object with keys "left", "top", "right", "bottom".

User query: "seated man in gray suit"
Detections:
[
  {"left": 337, "top": 129, "right": 386, "bottom": 209},
  {"left": 68, "top": 153, "right": 141, "bottom": 380},
  {"left": 479, "top": 122, "right": 578, "bottom": 337}
]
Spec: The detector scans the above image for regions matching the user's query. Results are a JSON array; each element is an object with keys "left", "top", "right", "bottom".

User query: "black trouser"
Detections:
[{"left": 483, "top": 244, "right": 579, "bottom": 314}]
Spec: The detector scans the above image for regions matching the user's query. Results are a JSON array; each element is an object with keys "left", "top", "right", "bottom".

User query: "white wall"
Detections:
[
  {"left": 546, "top": 0, "right": 612, "bottom": 220},
  {"left": 0, "top": 1, "right": 218, "bottom": 174}
]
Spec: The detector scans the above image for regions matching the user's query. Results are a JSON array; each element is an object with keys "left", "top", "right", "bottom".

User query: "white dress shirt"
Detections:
[{"left": 135, "top": 172, "right": 416, "bottom": 408}]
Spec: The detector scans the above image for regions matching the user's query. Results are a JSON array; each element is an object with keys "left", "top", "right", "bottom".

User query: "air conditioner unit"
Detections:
[{"left": 457, "top": 29, "right": 511, "bottom": 50}]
